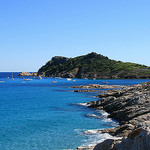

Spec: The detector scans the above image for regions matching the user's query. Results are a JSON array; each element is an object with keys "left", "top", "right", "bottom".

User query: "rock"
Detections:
[
  {"left": 62, "top": 73, "right": 74, "bottom": 78},
  {"left": 129, "top": 114, "right": 150, "bottom": 129},
  {"left": 18, "top": 72, "right": 37, "bottom": 76},
  {"left": 87, "top": 83, "right": 150, "bottom": 126},
  {"left": 93, "top": 139, "right": 121, "bottom": 150},
  {"left": 97, "top": 90, "right": 125, "bottom": 98},
  {"left": 128, "top": 128, "right": 145, "bottom": 139},
  {"left": 31, "top": 72, "right": 38, "bottom": 76},
  {"left": 131, "top": 130, "right": 150, "bottom": 150},
  {"left": 118, "top": 129, "right": 150, "bottom": 150},
  {"left": 93, "top": 128, "right": 150, "bottom": 150},
  {"left": 72, "top": 84, "right": 121, "bottom": 89},
  {"left": 75, "top": 82, "right": 150, "bottom": 150},
  {"left": 73, "top": 89, "right": 97, "bottom": 92},
  {"left": 100, "top": 124, "right": 135, "bottom": 137},
  {"left": 134, "top": 121, "right": 150, "bottom": 130}
]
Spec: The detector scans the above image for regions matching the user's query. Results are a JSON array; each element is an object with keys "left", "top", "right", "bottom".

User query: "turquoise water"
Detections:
[{"left": 0, "top": 72, "right": 149, "bottom": 150}]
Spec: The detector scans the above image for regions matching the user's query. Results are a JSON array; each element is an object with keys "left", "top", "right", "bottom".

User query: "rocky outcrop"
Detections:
[
  {"left": 18, "top": 72, "right": 37, "bottom": 76},
  {"left": 119, "top": 130, "right": 150, "bottom": 150},
  {"left": 88, "top": 82, "right": 150, "bottom": 135},
  {"left": 100, "top": 124, "right": 135, "bottom": 137},
  {"left": 72, "top": 84, "right": 122, "bottom": 89},
  {"left": 91, "top": 128, "right": 150, "bottom": 150},
  {"left": 75, "top": 81, "right": 150, "bottom": 150},
  {"left": 73, "top": 89, "right": 97, "bottom": 92},
  {"left": 93, "top": 139, "right": 121, "bottom": 150},
  {"left": 37, "top": 52, "right": 150, "bottom": 79},
  {"left": 61, "top": 73, "right": 74, "bottom": 78}
]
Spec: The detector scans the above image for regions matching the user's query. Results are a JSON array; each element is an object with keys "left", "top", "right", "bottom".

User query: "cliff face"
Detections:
[{"left": 37, "top": 52, "right": 150, "bottom": 79}]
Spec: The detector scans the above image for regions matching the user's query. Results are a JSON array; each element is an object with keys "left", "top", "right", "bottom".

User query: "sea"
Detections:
[{"left": 0, "top": 72, "right": 149, "bottom": 150}]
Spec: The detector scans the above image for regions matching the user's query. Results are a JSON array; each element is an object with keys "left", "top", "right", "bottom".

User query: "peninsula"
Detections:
[
  {"left": 74, "top": 81, "right": 150, "bottom": 150},
  {"left": 37, "top": 52, "right": 150, "bottom": 79}
]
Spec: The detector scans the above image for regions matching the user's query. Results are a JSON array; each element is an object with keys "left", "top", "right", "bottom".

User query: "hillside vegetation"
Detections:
[{"left": 38, "top": 52, "right": 150, "bottom": 79}]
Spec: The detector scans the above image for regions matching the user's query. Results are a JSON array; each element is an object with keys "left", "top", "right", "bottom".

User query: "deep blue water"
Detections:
[{"left": 0, "top": 72, "right": 149, "bottom": 150}]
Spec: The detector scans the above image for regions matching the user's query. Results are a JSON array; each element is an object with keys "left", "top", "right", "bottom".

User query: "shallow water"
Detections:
[{"left": 0, "top": 72, "right": 149, "bottom": 150}]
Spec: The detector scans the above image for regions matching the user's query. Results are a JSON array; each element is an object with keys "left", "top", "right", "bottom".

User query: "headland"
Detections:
[{"left": 73, "top": 81, "right": 150, "bottom": 150}]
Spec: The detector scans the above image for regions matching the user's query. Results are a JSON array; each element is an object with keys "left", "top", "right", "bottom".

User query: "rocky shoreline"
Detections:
[
  {"left": 73, "top": 82, "right": 150, "bottom": 150},
  {"left": 18, "top": 72, "right": 37, "bottom": 76},
  {"left": 72, "top": 84, "right": 124, "bottom": 89}
]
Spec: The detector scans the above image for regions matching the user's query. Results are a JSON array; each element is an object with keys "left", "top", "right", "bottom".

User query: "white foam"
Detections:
[
  {"left": 83, "top": 129, "right": 99, "bottom": 134},
  {"left": 74, "top": 103, "right": 120, "bottom": 147},
  {"left": 87, "top": 114, "right": 97, "bottom": 117},
  {"left": 74, "top": 129, "right": 82, "bottom": 134},
  {"left": 75, "top": 128, "right": 121, "bottom": 147},
  {"left": 77, "top": 103, "right": 90, "bottom": 107},
  {"left": 99, "top": 111, "right": 109, "bottom": 117},
  {"left": 80, "top": 132, "right": 121, "bottom": 147},
  {"left": 85, "top": 114, "right": 102, "bottom": 119}
]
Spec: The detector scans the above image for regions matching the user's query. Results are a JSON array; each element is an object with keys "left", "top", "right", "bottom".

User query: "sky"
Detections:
[{"left": 0, "top": 0, "right": 150, "bottom": 72}]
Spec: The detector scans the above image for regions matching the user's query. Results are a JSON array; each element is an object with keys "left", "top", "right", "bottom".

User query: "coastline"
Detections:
[
  {"left": 73, "top": 82, "right": 150, "bottom": 150},
  {"left": 1, "top": 73, "right": 150, "bottom": 149}
]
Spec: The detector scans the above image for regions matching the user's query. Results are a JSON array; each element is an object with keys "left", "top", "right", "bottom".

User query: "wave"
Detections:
[
  {"left": 84, "top": 114, "right": 102, "bottom": 119},
  {"left": 76, "top": 102, "right": 91, "bottom": 107},
  {"left": 81, "top": 132, "right": 121, "bottom": 147},
  {"left": 76, "top": 103, "right": 110, "bottom": 116},
  {"left": 76, "top": 103, "right": 118, "bottom": 124},
  {"left": 83, "top": 129, "right": 99, "bottom": 134},
  {"left": 74, "top": 103, "right": 119, "bottom": 147},
  {"left": 84, "top": 113, "right": 118, "bottom": 125},
  {"left": 75, "top": 129, "right": 121, "bottom": 147},
  {"left": 98, "top": 110, "right": 109, "bottom": 117}
]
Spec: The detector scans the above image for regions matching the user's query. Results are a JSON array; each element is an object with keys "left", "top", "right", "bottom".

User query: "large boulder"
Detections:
[
  {"left": 93, "top": 139, "right": 121, "bottom": 150},
  {"left": 93, "top": 128, "right": 150, "bottom": 150},
  {"left": 118, "top": 128, "right": 150, "bottom": 150}
]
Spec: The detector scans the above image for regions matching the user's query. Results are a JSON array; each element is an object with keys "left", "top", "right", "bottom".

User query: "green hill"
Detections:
[{"left": 37, "top": 52, "right": 150, "bottom": 79}]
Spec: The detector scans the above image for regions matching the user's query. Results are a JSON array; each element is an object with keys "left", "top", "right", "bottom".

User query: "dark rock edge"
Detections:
[{"left": 74, "top": 82, "right": 150, "bottom": 150}]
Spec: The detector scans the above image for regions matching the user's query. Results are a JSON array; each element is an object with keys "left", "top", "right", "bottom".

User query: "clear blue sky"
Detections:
[{"left": 0, "top": 0, "right": 150, "bottom": 72}]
